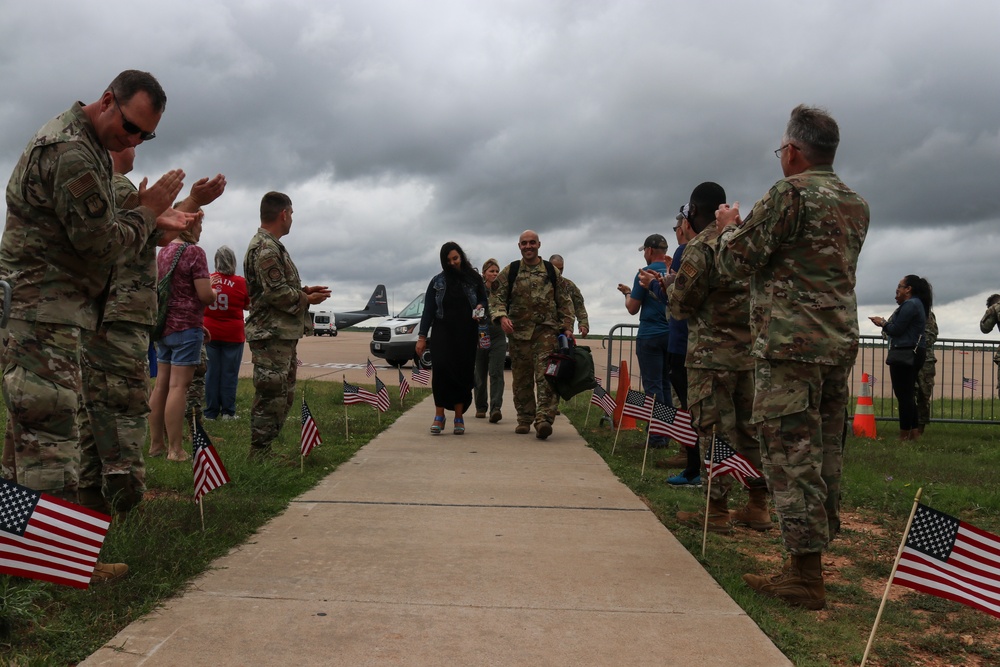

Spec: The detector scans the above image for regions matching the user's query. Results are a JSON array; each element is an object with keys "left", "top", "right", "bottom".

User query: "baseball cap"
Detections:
[{"left": 639, "top": 233, "right": 668, "bottom": 251}]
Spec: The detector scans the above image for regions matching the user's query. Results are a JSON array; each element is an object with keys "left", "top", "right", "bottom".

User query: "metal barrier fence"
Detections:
[{"left": 600, "top": 327, "right": 1000, "bottom": 425}]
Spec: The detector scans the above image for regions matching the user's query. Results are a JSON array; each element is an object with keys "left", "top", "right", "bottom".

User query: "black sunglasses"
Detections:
[{"left": 111, "top": 90, "right": 156, "bottom": 141}]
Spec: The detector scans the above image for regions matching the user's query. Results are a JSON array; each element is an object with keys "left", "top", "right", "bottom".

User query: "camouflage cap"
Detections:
[{"left": 639, "top": 233, "right": 668, "bottom": 251}]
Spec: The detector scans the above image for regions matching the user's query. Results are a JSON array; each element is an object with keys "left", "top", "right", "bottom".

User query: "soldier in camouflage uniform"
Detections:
[
  {"left": 915, "top": 311, "right": 938, "bottom": 434},
  {"left": 979, "top": 294, "right": 1000, "bottom": 399},
  {"left": 77, "top": 148, "right": 225, "bottom": 516},
  {"left": 715, "top": 105, "right": 870, "bottom": 610},
  {"left": 0, "top": 70, "right": 190, "bottom": 582},
  {"left": 244, "top": 192, "right": 330, "bottom": 456},
  {"left": 548, "top": 255, "right": 589, "bottom": 337},
  {"left": 490, "top": 231, "right": 573, "bottom": 439},
  {"left": 665, "top": 182, "right": 771, "bottom": 535}
]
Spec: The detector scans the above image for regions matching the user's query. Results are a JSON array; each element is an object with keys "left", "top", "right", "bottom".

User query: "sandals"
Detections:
[
  {"left": 430, "top": 415, "right": 445, "bottom": 435},
  {"left": 454, "top": 418, "right": 465, "bottom": 435}
]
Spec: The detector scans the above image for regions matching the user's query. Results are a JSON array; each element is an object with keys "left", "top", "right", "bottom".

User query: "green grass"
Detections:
[
  {"left": 0, "top": 378, "right": 424, "bottom": 666},
  {"left": 563, "top": 401, "right": 1000, "bottom": 666}
]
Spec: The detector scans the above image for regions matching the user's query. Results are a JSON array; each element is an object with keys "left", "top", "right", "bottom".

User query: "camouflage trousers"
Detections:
[
  {"left": 752, "top": 359, "right": 849, "bottom": 555},
  {"left": 249, "top": 339, "right": 297, "bottom": 451},
  {"left": 2, "top": 419, "right": 14, "bottom": 481},
  {"left": 1, "top": 320, "right": 82, "bottom": 501},
  {"left": 688, "top": 367, "right": 763, "bottom": 501},
  {"left": 915, "top": 359, "right": 936, "bottom": 428},
  {"left": 185, "top": 344, "right": 208, "bottom": 433},
  {"left": 507, "top": 326, "right": 558, "bottom": 427},
  {"left": 78, "top": 322, "right": 151, "bottom": 514}
]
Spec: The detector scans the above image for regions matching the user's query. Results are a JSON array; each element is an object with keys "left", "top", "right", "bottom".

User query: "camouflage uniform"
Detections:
[
  {"left": 244, "top": 229, "right": 309, "bottom": 453},
  {"left": 0, "top": 103, "right": 155, "bottom": 501},
  {"left": 561, "top": 277, "right": 589, "bottom": 334},
  {"left": 667, "top": 225, "right": 760, "bottom": 501},
  {"left": 184, "top": 344, "right": 208, "bottom": 433},
  {"left": 979, "top": 302, "right": 1000, "bottom": 398},
  {"left": 77, "top": 174, "right": 154, "bottom": 514},
  {"left": 490, "top": 261, "right": 573, "bottom": 429},
  {"left": 915, "top": 311, "right": 938, "bottom": 430},
  {"left": 716, "top": 165, "right": 869, "bottom": 554}
]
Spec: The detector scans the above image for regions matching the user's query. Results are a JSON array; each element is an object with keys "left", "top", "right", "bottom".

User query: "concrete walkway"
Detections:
[{"left": 82, "top": 394, "right": 790, "bottom": 666}]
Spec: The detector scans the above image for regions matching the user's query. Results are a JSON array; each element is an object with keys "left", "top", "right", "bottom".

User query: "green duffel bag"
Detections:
[{"left": 546, "top": 344, "right": 597, "bottom": 400}]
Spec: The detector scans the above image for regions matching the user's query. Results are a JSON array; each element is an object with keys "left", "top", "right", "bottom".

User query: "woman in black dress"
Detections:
[{"left": 416, "top": 242, "right": 487, "bottom": 435}]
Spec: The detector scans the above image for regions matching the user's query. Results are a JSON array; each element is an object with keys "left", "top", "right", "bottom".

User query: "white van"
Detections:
[
  {"left": 370, "top": 293, "right": 431, "bottom": 367},
  {"left": 312, "top": 311, "right": 338, "bottom": 336}
]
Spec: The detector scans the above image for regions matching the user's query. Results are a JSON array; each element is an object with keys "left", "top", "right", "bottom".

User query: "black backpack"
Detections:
[{"left": 505, "top": 259, "right": 558, "bottom": 309}]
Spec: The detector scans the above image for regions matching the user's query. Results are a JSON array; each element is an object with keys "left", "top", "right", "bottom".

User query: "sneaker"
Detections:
[
  {"left": 489, "top": 410, "right": 502, "bottom": 423},
  {"left": 514, "top": 423, "right": 531, "bottom": 434},
  {"left": 220, "top": 414, "right": 239, "bottom": 421},
  {"left": 535, "top": 422, "right": 553, "bottom": 440},
  {"left": 666, "top": 473, "right": 702, "bottom": 487},
  {"left": 91, "top": 561, "right": 129, "bottom": 585}
]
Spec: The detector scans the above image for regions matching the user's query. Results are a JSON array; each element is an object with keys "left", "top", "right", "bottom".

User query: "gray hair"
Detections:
[
  {"left": 214, "top": 245, "right": 237, "bottom": 275},
  {"left": 785, "top": 104, "right": 840, "bottom": 164}
]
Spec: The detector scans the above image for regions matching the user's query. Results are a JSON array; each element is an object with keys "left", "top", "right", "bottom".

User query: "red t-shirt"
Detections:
[
  {"left": 204, "top": 272, "right": 249, "bottom": 343},
  {"left": 157, "top": 242, "right": 210, "bottom": 337}
]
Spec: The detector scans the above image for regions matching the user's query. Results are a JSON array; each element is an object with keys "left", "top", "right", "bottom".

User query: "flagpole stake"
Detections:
[
  {"left": 860, "top": 487, "right": 924, "bottom": 667},
  {"left": 584, "top": 397, "right": 593, "bottom": 429},
  {"left": 640, "top": 428, "right": 651, "bottom": 477},
  {"left": 611, "top": 413, "right": 624, "bottom": 455},
  {"left": 701, "top": 428, "right": 716, "bottom": 558},
  {"left": 199, "top": 498, "right": 205, "bottom": 533},
  {"left": 343, "top": 375, "right": 350, "bottom": 439}
]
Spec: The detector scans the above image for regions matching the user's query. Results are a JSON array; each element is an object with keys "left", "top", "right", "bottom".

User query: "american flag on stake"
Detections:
[
  {"left": 609, "top": 364, "right": 620, "bottom": 379},
  {"left": 344, "top": 380, "right": 378, "bottom": 407},
  {"left": 892, "top": 503, "right": 1000, "bottom": 619},
  {"left": 300, "top": 398, "right": 322, "bottom": 458},
  {"left": 963, "top": 377, "right": 978, "bottom": 391},
  {"left": 621, "top": 388, "right": 653, "bottom": 421},
  {"left": 365, "top": 358, "right": 376, "bottom": 378},
  {"left": 193, "top": 423, "right": 231, "bottom": 502},
  {"left": 590, "top": 384, "right": 616, "bottom": 418},
  {"left": 412, "top": 364, "right": 430, "bottom": 386},
  {"left": 705, "top": 434, "right": 761, "bottom": 488},
  {"left": 398, "top": 368, "right": 411, "bottom": 402},
  {"left": 375, "top": 376, "right": 391, "bottom": 412},
  {"left": 0, "top": 478, "right": 111, "bottom": 589},
  {"left": 648, "top": 399, "right": 698, "bottom": 447}
]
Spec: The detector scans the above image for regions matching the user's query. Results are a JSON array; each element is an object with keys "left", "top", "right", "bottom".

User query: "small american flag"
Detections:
[
  {"left": 590, "top": 384, "right": 616, "bottom": 418},
  {"left": 868, "top": 375, "right": 877, "bottom": 387},
  {"left": 192, "top": 423, "right": 230, "bottom": 502},
  {"left": 300, "top": 398, "right": 322, "bottom": 457},
  {"left": 621, "top": 388, "right": 653, "bottom": 421},
  {"left": 365, "top": 358, "right": 377, "bottom": 378},
  {"left": 648, "top": 399, "right": 698, "bottom": 447},
  {"left": 344, "top": 380, "right": 378, "bottom": 407},
  {"left": 375, "top": 376, "right": 391, "bottom": 412},
  {"left": 0, "top": 478, "right": 111, "bottom": 589},
  {"left": 704, "top": 434, "right": 761, "bottom": 488},
  {"left": 594, "top": 376, "right": 602, "bottom": 385},
  {"left": 963, "top": 377, "right": 978, "bottom": 391},
  {"left": 412, "top": 364, "right": 431, "bottom": 386},
  {"left": 609, "top": 364, "right": 620, "bottom": 379},
  {"left": 892, "top": 503, "right": 1000, "bottom": 619},
  {"left": 398, "top": 369, "right": 411, "bottom": 402}
]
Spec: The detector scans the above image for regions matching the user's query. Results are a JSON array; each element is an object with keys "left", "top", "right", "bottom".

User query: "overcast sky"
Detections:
[{"left": 3, "top": 0, "right": 999, "bottom": 340}]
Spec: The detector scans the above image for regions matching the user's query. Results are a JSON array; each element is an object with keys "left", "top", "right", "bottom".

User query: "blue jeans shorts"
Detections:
[{"left": 156, "top": 327, "right": 204, "bottom": 366}]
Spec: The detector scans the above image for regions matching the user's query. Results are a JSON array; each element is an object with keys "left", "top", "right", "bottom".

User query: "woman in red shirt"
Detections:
[{"left": 203, "top": 246, "right": 249, "bottom": 420}]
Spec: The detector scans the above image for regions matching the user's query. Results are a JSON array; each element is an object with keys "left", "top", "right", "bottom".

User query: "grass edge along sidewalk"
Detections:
[
  {"left": 0, "top": 379, "right": 424, "bottom": 666},
  {"left": 562, "top": 398, "right": 1000, "bottom": 667}
]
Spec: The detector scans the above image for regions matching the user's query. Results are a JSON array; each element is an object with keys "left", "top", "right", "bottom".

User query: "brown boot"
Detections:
[
  {"left": 909, "top": 428, "right": 921, "bottom": 441},
  {"left": 657, "top": 451, "right": 688, "bottom": 469},
  {"left": 676, "top": 497, "right": 732, "bottom": 534},
  {"left": 743, "top": 552, "right": 825, "bottom": 610},
  {"left": 91, "top": 561, "right": 129, "bottom": 585},
  {"left": 899, "top": 429, "right": 911, "bottom": 441},
  {"left": 731, "top": 487, "right": 773, "bottom": 531}
]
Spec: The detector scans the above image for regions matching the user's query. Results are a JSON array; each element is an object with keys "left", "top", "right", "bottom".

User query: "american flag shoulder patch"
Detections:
[{"left": 66, "top": 171, "right": 98, "bottom": 199}]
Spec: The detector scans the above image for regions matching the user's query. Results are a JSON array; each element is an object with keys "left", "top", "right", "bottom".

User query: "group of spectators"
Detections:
[{"left": 0, "top": 70, "right": 328, "bottom": 585}]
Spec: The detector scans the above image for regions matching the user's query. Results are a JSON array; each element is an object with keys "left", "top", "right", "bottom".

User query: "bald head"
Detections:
[{"left": 518, "top": 229, "right": 541, "bottom": 265}]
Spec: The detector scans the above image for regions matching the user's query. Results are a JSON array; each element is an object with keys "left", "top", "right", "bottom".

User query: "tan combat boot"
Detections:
[
  {"left": 676, "top": 497, "right": 732, "bottom": 534},
  {"left": 743, "top": 552, "right": 825, "bottom": 610},
  {"left": 91, "top": 562, "right": 129, "bottom": 585},
  {"left": 730, "top": 487, "right": 773, "bottom": 531}
]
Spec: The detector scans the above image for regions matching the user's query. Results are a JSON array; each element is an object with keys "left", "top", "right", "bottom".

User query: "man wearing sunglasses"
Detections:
[
  {"left": 715, "top": 105, "right": 870, "bottom": 610},
  {"left": 0, "top": 69, "right": 192, "bottom": 583}
]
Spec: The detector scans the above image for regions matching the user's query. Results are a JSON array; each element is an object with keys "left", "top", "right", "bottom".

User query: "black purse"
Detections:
[{"left": 885, "top": 334, "right": 922, "bottom": 367}]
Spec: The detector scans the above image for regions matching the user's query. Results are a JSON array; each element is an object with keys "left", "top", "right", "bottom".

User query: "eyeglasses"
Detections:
[
  {"left": 111, "top": 90, "right": 156, "bottom": 141},
  {"left": 774, "top": 143, "right": 798, "bottom": 158}
]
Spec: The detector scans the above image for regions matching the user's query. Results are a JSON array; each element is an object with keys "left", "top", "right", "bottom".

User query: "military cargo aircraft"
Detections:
[{"left": 332, "top": 284, "right": 389, "bottom": 329}]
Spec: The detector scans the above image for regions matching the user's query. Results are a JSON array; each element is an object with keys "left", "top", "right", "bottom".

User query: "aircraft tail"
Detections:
[{"left": 367, "top": 285, "right": 389, "bottom": 315}]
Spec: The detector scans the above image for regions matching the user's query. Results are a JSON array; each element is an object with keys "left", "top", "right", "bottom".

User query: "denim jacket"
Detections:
[
  {"left": 883, "top": 297, "right": 927, "bottom": 349},
  {"left": 418, "top": 272, "right": 487, "bottom": 337}
]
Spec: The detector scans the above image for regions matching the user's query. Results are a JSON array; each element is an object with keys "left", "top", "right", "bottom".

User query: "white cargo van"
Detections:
[
  {"left": 312, "top": 311, "right": 338, "bottom": 336},
  {"left": 370, "top": 293, "right": 431, "bottom": 368}
]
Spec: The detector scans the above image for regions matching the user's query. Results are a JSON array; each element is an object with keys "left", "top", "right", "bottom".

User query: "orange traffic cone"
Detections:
[
  {"left": 613, "top": 360, "right": 638, "bottom": 430},
  {"left": 852, "top": 372, "right": 877, "bottom": 438}
]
